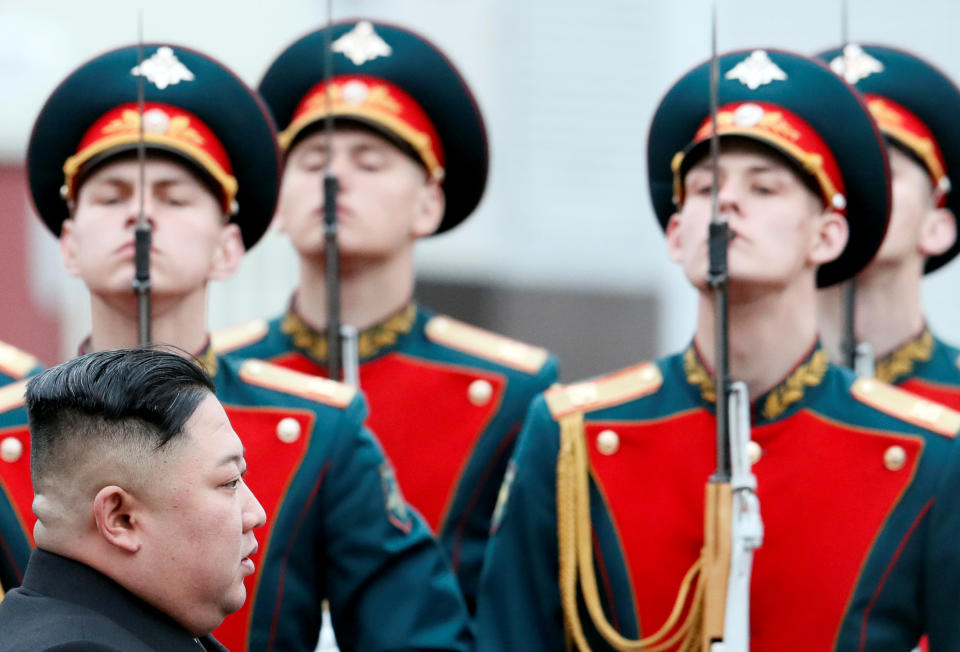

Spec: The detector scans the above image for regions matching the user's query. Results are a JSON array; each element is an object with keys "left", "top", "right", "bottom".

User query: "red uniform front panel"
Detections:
[
  {"left": 270, "top": 352, "right": 504, "bottom": 532},
  {"left": 586, "top": 409, "right": 922, "bottom": 651}
]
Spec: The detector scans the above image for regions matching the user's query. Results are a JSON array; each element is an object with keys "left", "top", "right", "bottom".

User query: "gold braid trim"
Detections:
[
  {"left": 875, "top": 330, "right": 934, "bottom": 385},
  {"left": 686, "top": 346, "right": 829, "bottom": 421},
  {"left": 760, "top": 349, "right": 829, "bottom": 421},
  {"left": 281, "top": 304, "right": 417, "bottom": 362},
  {"left": 684, "top": 348, "right": 716, "bottom": 403},
  {"left": 556, "top": 412, "right": 705, "bottom": 651}
]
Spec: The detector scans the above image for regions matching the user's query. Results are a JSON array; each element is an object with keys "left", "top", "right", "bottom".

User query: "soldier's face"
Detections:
[
  {"left": 139, "top": 394, "right": 265, "bottom": 635},
  {"left": 865, "top": 144, "right": 955, "bottom": 270},
  {"left": 666, "top": 146, "right": 846, "bottom": 294},
  {"left": 60, "top": 157, "right": 243, "bottom": 302},
  {"left": 275, "top": 126, "right": 444, "bottom": 267}
]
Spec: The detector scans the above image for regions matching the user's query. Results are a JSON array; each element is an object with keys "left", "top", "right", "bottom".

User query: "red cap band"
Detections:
[
  {"left": 62, "top": 102, "right": 238, "bottom": 213},
  {"left": 671, "top": 101, "right": 847, "bottom": 214},
  {"left": 278, "top": 74, "right": 445, "bottom": 181},
  {"left": 865, "top": 94, "right": 950, "bottom": 203}
]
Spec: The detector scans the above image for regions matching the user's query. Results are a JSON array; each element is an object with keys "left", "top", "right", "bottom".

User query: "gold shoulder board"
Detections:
[
  {"left": 851, "top": 377, "right": 960, "bottom": 438},
  {"left": 211, "top": 319, "right": 269, "bottom": 354},
  {"left": 0, "top": 341, "right": 38, "bottom": 380},
  {"left": 238, "top": 360, "right": 355, "bottom": 409},
  {"left": 545, "top": 362, "right": 663, "bottom": 419},
  {"left": 425, "top": 315, "right": 550, "bottom": 374},
  {"left": 0, "top": 379, "right": 28, "bottom": 414}
]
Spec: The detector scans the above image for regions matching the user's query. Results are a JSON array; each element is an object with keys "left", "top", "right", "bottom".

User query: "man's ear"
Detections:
[
  {"left": 208, "top": 222, "right": 245, "bottom": 281},
  {"left": 92, "top": 485, "right": 143, "bottom": 553},
  {"left": 808, "top": 209, "right": 849, "bottom": 266},
  {"left": 918, "top": 207, "right": 957, "bottom": 258},
  {"left": 664, "top": 213, "right": 684, "bottom": 263},
  {"left": 410, "top": 179, "right": 445, "bottom": 239},
  {"left": 60, "top": 218, "right": 83, "bottom": 277}
]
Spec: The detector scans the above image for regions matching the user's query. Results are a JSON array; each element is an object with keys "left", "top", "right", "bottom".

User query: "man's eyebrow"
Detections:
[{"left": 216, "top": 450, "right": 245, "bottom": 467}]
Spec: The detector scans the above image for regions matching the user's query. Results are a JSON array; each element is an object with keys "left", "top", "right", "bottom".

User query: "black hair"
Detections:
[{"left": 27, "top": 348, "right": 216, "bottom": 487}]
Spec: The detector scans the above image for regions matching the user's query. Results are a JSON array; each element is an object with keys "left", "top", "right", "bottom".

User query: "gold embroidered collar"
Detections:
[
  {"left": 77, "top": 337, "right": 219, "bottom": 378},
  {"left": 683, "top": 344, "right": 829, "bottom": 421},
  {"left": 282, "top": 302, "right": 417, "bottom": 362},
  {"left": 875, "top": 329, "right": 934, "bottom": 384}
]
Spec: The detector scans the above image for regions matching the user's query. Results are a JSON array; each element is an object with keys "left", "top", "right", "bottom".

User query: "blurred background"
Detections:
[{"left": 2, "top": 0, "right": 959, "bottom": 379}]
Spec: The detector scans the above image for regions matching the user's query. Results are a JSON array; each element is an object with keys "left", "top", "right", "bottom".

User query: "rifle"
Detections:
[
  {"left": 133, "top": 12, "right": 152, "bottom": 346},
  {"left": 835, "top": 0, "right": 875, "bottom": 377},
  {"left": 700, "top": 6, "right": 763, "bottom": 650},
  {"left": 320, "top": 3, "right": 359, "bottom": 388}
]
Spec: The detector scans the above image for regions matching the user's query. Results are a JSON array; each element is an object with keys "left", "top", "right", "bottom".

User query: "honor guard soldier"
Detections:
[
  {"left": 9, "top": 43, "right": 472, "bottom": 651},
  {"left": 476, "top": 49, "right": 960, "bottom": 651},
  {"left": 215, "top": 19, "right": 559, "bottom": 612},
  {"left": 817, "top": 45, "right": 960, "bottom": 409}
]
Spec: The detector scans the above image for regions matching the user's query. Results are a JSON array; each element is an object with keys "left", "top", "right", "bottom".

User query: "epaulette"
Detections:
[
  {"left": 0, "top": 341, "right": 38, "bottom": 380},
  {"left": 545, "top": 362, "right": 663, "bottom": 419},
  {"left": 852, "top": 377, "right": 960, "bottom": 438},
  {"left": 238, "top": 359, "right": 355, "bottom": 409},
  {"left": 425, "top": 315, "right": 550, "bottom": 374},
  {"left": 211, "top": 319, "right": 269, "bottom": 354},
  {"left": 0, "top": 379, "right": 28, "bottom": 414}
]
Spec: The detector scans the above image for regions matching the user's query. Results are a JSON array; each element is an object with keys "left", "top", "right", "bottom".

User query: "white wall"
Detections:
[{"left": 3, "top": 0, "right": 959, "bottom": 359}]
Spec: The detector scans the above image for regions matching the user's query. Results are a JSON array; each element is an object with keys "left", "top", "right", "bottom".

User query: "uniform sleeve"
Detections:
[
  {"left": 924, "top": 436, "right": 960, "bottom": 650},
  {"left": 321, "top": 409, "right": 473, "bottom": 652},
  {"left": 475, "top": 394, "right": 565, "bottom": 651},
  {"left": 448, "top": 355, "right": 561, "bottom": 615}
]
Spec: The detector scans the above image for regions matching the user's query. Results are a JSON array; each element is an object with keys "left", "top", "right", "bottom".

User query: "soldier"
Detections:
[
  {"left": 216, "top": 19, "right": 559, "bottom": 612},
  {"left": 7, "top": 43, "right": 472, "bottom": 651},
  {"left": 817, "top": 45, "right": 960, "bottom": 409},
  {"left": 476, "top": 49, "right": 960, "bottom": 650}
]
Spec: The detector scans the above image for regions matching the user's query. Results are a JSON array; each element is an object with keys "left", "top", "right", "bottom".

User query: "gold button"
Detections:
[
  {"left": 746, "top": 441, "right": 762, "bottom": 466},
  {"left": 596, "top": 429, "right": 620, "bottom": 455},
  {"left": 468, "top": 379, "right": 494, "bottom": 406},
  {"left": 884, "top": 445, "right": 907, "bottom": 471},
  {"left": 0, "top": 436, "right": 23, "bottom": 463},
  {"left": 276, "top": 417, "right": 302, "bottom": 443}
]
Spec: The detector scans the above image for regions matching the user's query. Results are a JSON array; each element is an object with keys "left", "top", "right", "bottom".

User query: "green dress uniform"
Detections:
[{"left": 218, "top": 303, "right": 558, "bottom": 612}]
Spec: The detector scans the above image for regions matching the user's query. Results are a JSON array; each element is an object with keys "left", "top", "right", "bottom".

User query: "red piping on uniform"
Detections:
[
  {"left": 593, "top": 527, "right": 622, "bottom": 633},
  {"left": 0, "top": 531, "right": 24, "bottom": 583},
  {"left": 267, "top": 461, "right": 331, "bottom": 651},
  {"left": 858, "top": 499, "right": 933, "bottom": 652},
  {"left": 449, "top": 423, "right": 520, "bottom": 571}
]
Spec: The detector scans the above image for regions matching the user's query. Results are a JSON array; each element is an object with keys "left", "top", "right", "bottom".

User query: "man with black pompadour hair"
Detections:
[{"left": 0, "top": 347, "right": 265, "bottom": 652}]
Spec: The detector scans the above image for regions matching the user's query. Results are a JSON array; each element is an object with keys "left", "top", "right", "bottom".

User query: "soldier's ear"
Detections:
[
  {"left": 918, "top": 207, "right": 956, "bottom": 257},
  {"left": 808, "top": 208, "right": 848, "bottom": 266},
  {"left": 208, "top": 222, "right": 244, "bottom": 281},
  {"left": 664, "top": 213, "right": 684, "bottom": 263},
  {"left": 92, "top": 485, "right": 142, "bottom": 553},
  {"left": 411, "top": 178, "right": 444, "bottom": 238},
  {"left": 59, "top": 219, "right": 83, "bottom": 277}
]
